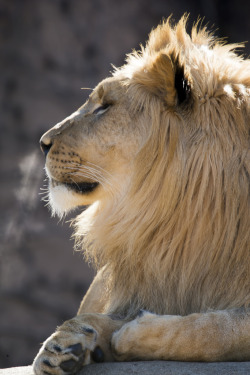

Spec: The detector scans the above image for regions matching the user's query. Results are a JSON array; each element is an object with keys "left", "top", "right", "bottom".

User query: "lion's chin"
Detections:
[{"left": 48, "top": 179, "right": 99, "bottom": 217}]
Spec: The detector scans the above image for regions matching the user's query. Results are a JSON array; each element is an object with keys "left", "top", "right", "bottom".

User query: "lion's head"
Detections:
[{"left": 41, "top": 16, "right": 249, "bottom": 316}]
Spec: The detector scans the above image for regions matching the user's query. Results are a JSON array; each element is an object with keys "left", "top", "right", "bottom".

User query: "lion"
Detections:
[{"left": 33, "top": 16, "right": 250, "bottom": 374}]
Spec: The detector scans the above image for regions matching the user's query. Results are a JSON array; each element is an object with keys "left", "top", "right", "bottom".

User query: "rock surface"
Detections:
[{"left": 1, "top": 362, "right": 250, "bottom": 375}]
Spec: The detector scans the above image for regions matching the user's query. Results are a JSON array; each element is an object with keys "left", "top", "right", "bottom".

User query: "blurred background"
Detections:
[{"left": 0, "top": 0, "right": 249, "bottom": 368}]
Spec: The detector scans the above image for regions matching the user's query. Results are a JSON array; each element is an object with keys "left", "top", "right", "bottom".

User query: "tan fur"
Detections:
[{"left": 34, "top": 17, "right": 250, "bottom": 373}]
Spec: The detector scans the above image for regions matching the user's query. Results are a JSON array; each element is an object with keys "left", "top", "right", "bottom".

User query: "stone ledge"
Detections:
[{"left": 1, "top": 362, "right": 250, "bottom": 375}]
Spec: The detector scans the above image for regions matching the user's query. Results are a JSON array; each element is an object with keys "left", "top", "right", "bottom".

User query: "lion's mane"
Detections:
[{"left": 75, "top": 17, "right": 250, "bottom": 318}]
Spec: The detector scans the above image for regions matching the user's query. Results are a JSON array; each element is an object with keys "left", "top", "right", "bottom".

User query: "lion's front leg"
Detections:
[
  {"left": 33, "top": 313, "right": 125, "bottom": 375},
  {"left": 112, "top": 309, "right": 250, "bottom": 362}
]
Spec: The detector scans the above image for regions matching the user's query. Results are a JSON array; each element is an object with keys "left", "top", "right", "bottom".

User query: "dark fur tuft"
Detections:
[{"left": 174, "top": 62, "right": 191, "bottom": 105}]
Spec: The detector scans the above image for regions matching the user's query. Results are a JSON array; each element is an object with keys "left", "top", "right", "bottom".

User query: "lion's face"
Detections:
[{"left": 40, "top": 77, "right": 147, "bottom": 215}]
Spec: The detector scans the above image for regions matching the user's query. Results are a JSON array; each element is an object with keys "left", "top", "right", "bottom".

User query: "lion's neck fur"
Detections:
[{"left": 75, "top": 96, "right": 249, "bottom": 317}]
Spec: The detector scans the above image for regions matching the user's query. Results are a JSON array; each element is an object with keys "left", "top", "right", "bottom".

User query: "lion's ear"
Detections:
[{"left": 135, "top": 52, "right": 191, "bottom": 107}]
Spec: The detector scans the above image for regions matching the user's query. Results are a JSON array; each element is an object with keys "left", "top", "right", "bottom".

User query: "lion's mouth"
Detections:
[{"left": 51, "top": 179, "right": 99, "bottom": 194}]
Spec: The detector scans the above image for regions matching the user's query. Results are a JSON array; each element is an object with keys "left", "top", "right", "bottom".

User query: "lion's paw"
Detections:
[
  {"left": 33, "top": 321, "right": 104, "bottom": 375},
  {"left": 111, "top": 311, "right": 156, "bottom": 361}
]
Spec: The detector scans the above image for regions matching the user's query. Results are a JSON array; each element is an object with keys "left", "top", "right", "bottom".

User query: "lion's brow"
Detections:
[{"left": 97, "top": 85, "right": 105, "bottom": 99}]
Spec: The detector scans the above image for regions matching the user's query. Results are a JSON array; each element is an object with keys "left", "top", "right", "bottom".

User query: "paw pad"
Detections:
[
  {"left": 91, "top": 346, "right": 104, "bottom": 363},
  {"left": 60, "top": 359, "right": 79, "bottom": 372}
]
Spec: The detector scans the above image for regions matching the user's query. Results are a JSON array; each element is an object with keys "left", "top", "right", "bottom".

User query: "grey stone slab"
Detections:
[
  {"left": 0, "top": 367, "right": 33, "bottom": 375},
  {"left": 1, "top": 362, "right": 250, "bottom": 375}
]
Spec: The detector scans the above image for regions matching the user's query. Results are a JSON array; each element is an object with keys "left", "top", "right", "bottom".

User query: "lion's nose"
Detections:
[{"left": 40, "top": 135, "right": 53, "bottom": 157}]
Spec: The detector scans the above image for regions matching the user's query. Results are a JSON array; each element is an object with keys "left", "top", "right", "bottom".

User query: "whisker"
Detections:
[
  {"left": 67, "top": 171, "right": 106, "bottom": 189},
  {"left": 64, "top": 163, "right": 113, "bottom": 184},
  {"left": 66, "top": 160, "right": 114, "bottom": 179},
  {"left": 86, "top": 161, "right": 113, "bottom": 178},
  {"left": 68, "top": 175, "right": 83, "bottom": 191},
  {"left": 67, "top": 168, "right": 100, "bottom": 181},
  {"left": 68, "top": 170, "right": 117, "bottom": 196},
  {"left": 62, "top": 165, "right": 110, "bottom": 186}
]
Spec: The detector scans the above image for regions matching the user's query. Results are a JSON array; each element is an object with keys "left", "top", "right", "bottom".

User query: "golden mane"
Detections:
[{"left": 74, "top": 16, "right": 250, "bottom": 318}]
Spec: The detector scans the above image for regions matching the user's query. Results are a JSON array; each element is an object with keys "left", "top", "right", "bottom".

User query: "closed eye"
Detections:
[{"left": 93, "top": 103, "right": 110, "bottom": 116}]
